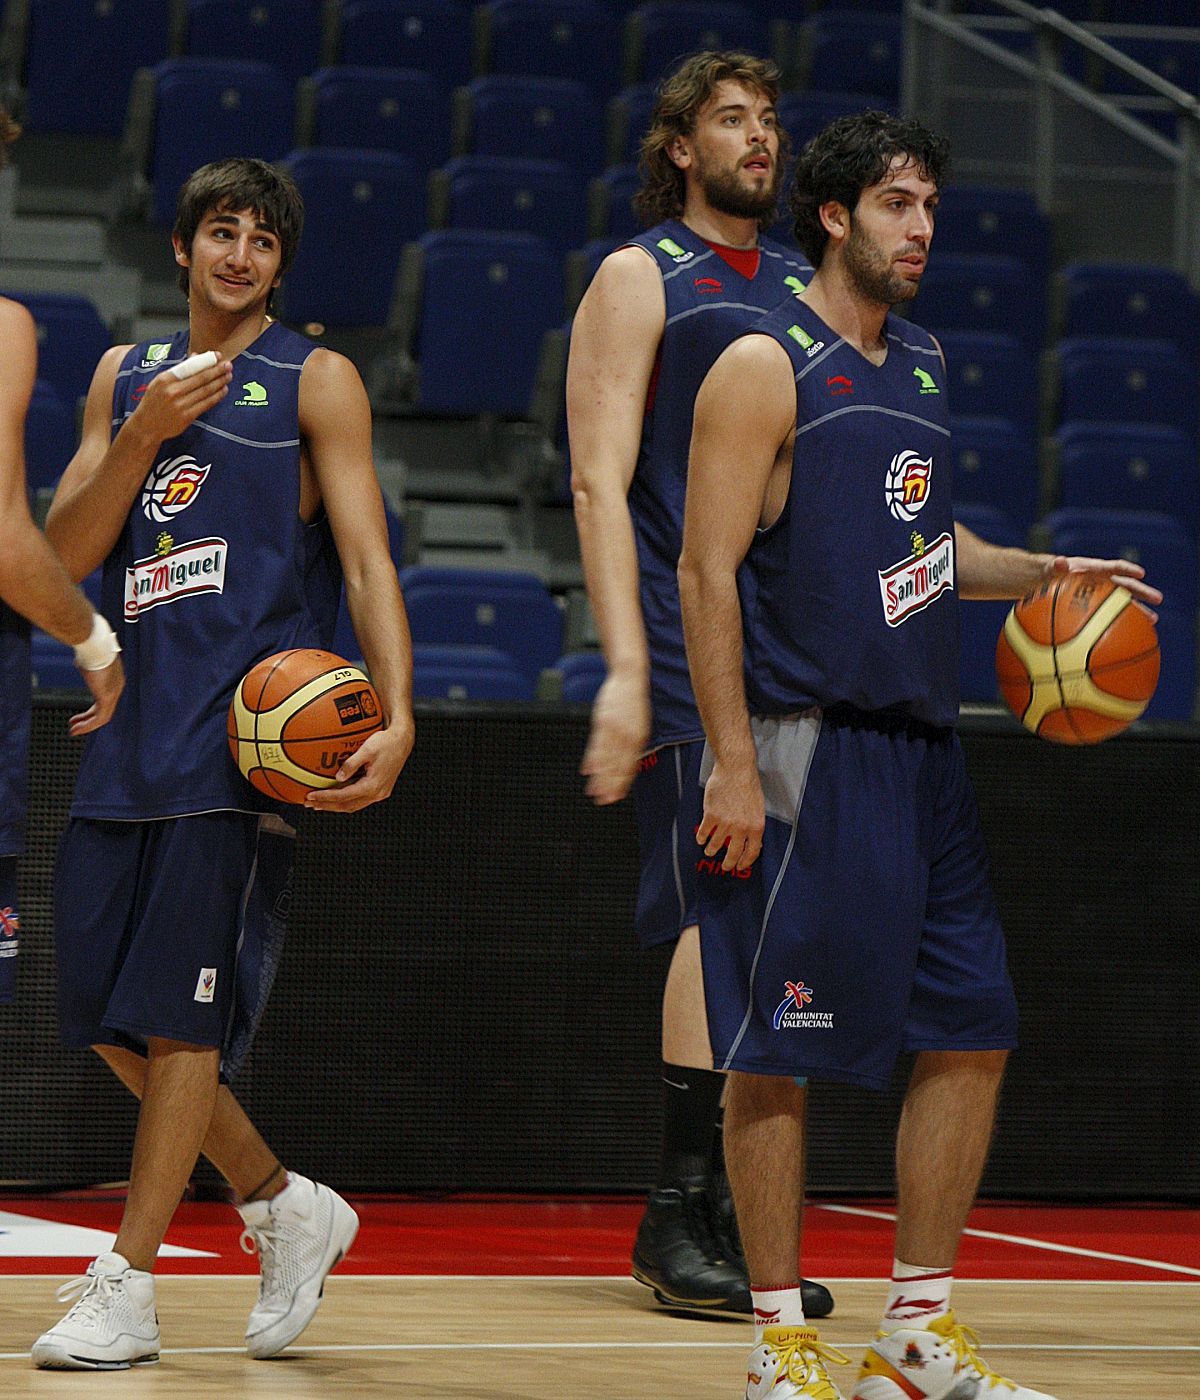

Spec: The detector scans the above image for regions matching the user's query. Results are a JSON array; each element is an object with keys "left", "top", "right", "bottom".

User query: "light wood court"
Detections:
[{"left": 2, "top": 1278, "right": 1197, "bottom": 1397}]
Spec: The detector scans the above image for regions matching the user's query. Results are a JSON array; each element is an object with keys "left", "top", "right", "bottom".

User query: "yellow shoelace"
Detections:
[
  {"left": 945, "top": 1321, "right": 1018, "bottom": 1392},
  {"left": 777, "top": 1332, "right": 852, "bottom": 1399}
]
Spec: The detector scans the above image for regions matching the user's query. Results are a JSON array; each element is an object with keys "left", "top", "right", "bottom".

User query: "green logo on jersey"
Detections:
[
  {"left": 913, "top": 366, "right": 939, "bottom": 394},
  {"left": 146, "top": 343, "right": 170, "bottom": 362},
  {"left": 236, "top": 380, "right": 268, "bottom": 407},
  {"left": 656, "top": 237, "right": 686, "bottom": 257},
  {"left": 784, "top": 275, "right": 807, "bottom": 296},
  {"left": 787, "top": 324, "right": 816, "bottom": 350}
]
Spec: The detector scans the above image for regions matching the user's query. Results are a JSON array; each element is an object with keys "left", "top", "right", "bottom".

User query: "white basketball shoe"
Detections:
[
  {"left": 238, "top": 1171, "right": 359, "bottom": 1359},
  {"left": 31, "top": 1252, "right": 159, "bottom": 1370},
  {"left": 746, "top": 1324, "right": 851, "bottom": 1399},
  {"left": 852, "top": 1310, "right": 1058, "bottom": 1399}
]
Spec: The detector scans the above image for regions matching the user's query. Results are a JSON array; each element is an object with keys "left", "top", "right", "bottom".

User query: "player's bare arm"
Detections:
[
  {"left": 298, "top": 348, "right": 414, "bottom": 813},
  {"left": 0, "top": 301, "right": 124, "bottom": 732},
  {"left": 46, "top": 344, "right": 233, "bottom": 581},
  {"left": 954, "top": 521, "right": 1162, "bottom": 616},
  {"left": 567, "top": 247, "right": 665, "bottom": 804},
  {"left": 679, "top": 334, "right": 794, "bottom": 873}
]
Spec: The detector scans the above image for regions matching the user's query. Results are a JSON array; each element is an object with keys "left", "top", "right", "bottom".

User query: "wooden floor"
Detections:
[{"left": 2, "top": 1277, "right": 1197, "bottom": 1397}]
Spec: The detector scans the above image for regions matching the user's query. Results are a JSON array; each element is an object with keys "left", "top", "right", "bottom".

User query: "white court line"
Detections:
[
  {"left": 2, "top": 1272, "right": 1197, "bottom": 1285},
  {"left": 813, "top": 1203, "right": 1200, "bottom": 1279}
]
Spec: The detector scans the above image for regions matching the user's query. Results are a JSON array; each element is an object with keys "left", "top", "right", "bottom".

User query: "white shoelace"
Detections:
[
  {"left": 54, "top": 1271, "right": 118, "bottom": 1326},
  {"left": 240, "top": 1223, "right": 284, "bottom": 1301}
]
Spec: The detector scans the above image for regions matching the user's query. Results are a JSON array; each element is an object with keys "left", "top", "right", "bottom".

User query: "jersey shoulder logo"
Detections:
[
  {"left": 139, "top": 343, "right": 171, "bottom": 370},
  {"left": 236, "top": 380, "right": 268, "bottom": 407},
  {"left": 913, "top": 366, "right": 940, "bottom": 394},
  {"left": 656, "top": 236, "right": 693, "bottom": 264},
  {"left": 141, "top": 455, "right": 212, "bottom": 523}
]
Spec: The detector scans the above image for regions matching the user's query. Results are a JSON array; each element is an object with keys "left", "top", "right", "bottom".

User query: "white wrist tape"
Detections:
[
  {"left": 169, "top": 350, "right": 219, "bottom": 381},
  {"left": 74, "top": 612, "right": 121, "bottom": 671}
]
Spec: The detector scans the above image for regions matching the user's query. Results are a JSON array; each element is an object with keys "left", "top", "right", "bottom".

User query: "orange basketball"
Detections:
[
  {"left": 995, "top": 575, "right": 1159, "bottom": 744},
  {"left": 228, "top": 649, "right": 383, "bottom": 803}
]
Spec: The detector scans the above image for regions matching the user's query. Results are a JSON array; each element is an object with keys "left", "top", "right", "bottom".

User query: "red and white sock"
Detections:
[
  {"left": 751, "top": 1282, "right": 805, "bottom": 1342},
  {"left": 881, "top": 1260, "right": 953, "bottom": 1330}
]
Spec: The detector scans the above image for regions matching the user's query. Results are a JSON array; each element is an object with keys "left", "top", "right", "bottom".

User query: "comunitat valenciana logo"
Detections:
[{"left": 141, "top": 455, "right": 211, "bottom": 523}]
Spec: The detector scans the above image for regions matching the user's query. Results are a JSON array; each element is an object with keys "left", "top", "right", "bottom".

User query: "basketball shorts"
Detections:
[
  {"left": 0, "top": 856, "right": 18, "bottom": 1006},
  {"left": 698, "top": 707, "right": 1019, "bottom": 1089},
  {"left": 633, "top": 740, "right": 709, "bottom": 948},
  {"left": 55, "top": 811, "right": 295, "bottom": 1080}
]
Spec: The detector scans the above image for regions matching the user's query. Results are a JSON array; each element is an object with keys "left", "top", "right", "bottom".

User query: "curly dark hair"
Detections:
[
  {"left": 634, "top": 50, "right": 790, "bottom": 231},
  {"left": 172, "top": 157, "right": 304, "bottom": 304},
  {"left": 790, "top": 111, "right": 950, "bottom": 267}
]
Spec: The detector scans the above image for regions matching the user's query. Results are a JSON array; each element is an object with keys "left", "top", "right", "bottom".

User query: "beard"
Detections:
[
  {"left": 694, "top": 151, "right": 781, "bottom": 222},
  {"left": 843, "top": 219, "right": 919, "bottom": 306}
]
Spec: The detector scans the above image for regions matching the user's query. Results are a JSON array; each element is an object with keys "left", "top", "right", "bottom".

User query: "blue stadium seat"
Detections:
[
  {"left": 1056, "top": 337, "right": 1196, "bottom": 440},
  {"left": 950, "top": 417, "right": 1039, "bottom": 532},
  {"left": 305, "top": 67, "right": 449, "bottom": 169},
  {"left": 30, "top": 633, "right": 84, "bottom": 691},
  {"left": 590, "top": 164, "right": 641, "bottom": 241},
  {"left": 481, "top": 0, "right": 622, "bottom": 98},
  {"left": 626, "top": 3, "right": 768, "bottom": 86},
  {"left": 25, "top": 381, "right": 74, "bottom": 494},
  {"left": 1042, "top": 507, "right": 1199, "bottom": 617},
  {"left": 438, "top": 157, "right": 588, "bottom": 254},
  {"left": 23, "top": 0, "right": 171, "bottom": 137},
  {"left": 339, "top": 0, "right": 473, "bottom": 90},
  {"left": 937, "top": 332, "right": 1037, "bottom": 435},
  {"left": 458, "top": 77, "right": 604, "bottom": 175},
  {"left": 953, "top": 503, "right": 1023, "bottom": 704},
  {"left": 183, "top": 0, "right": 323, "bottom": 86},
  {"left": 277, "top": 149, "right": 425, "bottom": 326},
  {"left": 412, "top": 644, "right": 536, "bottom": 700},
  {"left": 1, "top": 292, "right": 110, "bottom": 412},
  {"left": 398, "top": 567, "right": 564, "bottom": 681},
  {"left": 146, "top": 60, "right": 293, "bottom": 225},
  {"left": 1056, "top": 423, "right": 1199, "bottom": 532},
  {"left": 1059, "top": 263, "right": 1200, "bottom": 362},
  {"left": 777, "top": 91, "right": 886, "bottom": 149},
  {"left": 934, "top": 186, "right": 1049, "bottom": 285},
  {"left": 557, "top": 650, "right": 607, "bottom": 702},
  {"left": 609, "top": 83, "right": 657, "bottom": 165},
  {"left": 412, "top": 230, "right": 564, "bottom": 415},
  {"left": 909, "top": 255, "right": 1045, "bottom": 352},
  {"left": 1143, "top": 608, "right": 1197, "bottom": 721},
  {"left": 806, "top": 11, "right": 904, "bottom": 105}
]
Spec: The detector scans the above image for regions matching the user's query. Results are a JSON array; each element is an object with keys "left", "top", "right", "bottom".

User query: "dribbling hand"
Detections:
[{"left": 1047, "top": 555, "right": 1163, "bottom": 621}]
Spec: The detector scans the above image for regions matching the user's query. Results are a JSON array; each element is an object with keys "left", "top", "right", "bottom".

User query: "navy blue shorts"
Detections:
[
  {"left": 54, "top": 812, "right": 295, "bottom": 1080},
  {"left": 633, "top": 740, "right": 708, "bottom": 947},
  {"left": 0, "top": 856, "right": 18, "bottom": 1006},
  {"left": 698, "top": 709, "right": 1019, "bottom": 1089}
]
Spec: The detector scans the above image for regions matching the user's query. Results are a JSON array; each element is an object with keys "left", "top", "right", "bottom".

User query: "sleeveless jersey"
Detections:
[
  {"left": 71, "top": 322, "right": 342, "bottom": 820},
  {"left": 0, "top": 603, "right": 30, "bottom": 854},
  {"left": 739, "top": 303, "right": 960, "bottom": 728},
  {"left": 624, "top": 219, "right": 812, "bottom": 749}
]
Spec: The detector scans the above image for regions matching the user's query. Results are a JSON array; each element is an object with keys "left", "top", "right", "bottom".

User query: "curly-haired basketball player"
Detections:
[
  {"left": 0, "top": 106, "right": 123, "bottom": 1011},
  {"left": 679, "top": 111, "right": 1160, "bottom": 1399},
  {"left": 32, "top": 158, "right": 415, "bottom": 1371}
]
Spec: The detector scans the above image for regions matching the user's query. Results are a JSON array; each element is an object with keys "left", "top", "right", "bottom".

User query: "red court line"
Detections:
[{"left": 2, "top": 1197, "right": 1197, "bottom": 1280}]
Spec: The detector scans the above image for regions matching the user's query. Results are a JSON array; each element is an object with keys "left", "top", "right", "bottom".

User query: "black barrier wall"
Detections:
[{"left": 2, "top": 696, "right": 1198, "bottom": 1198}]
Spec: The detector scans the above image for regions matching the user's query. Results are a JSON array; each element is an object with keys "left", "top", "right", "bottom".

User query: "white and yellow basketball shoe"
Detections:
[
  {"left": 851, "top": 1309, "right": 1057, "bottom": 1399},
  {"left": 746, "top": 1324, "right": 851, "bottom": 1399}
]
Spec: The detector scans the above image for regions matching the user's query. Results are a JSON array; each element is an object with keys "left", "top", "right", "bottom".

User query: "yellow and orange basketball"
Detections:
[
  {"left": 228, "top": 649, "right": 383, "bottom": 802},
  {"left": 995, "top": 575, "right": 1159, "bottom": 745}
]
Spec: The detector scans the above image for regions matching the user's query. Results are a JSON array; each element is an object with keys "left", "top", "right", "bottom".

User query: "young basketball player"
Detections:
[
  {"left": 0, "top": 107, "right": 124, "bottom": 1011},
  {"left": 679, "top": 112, "right": 1160, "bottom": 1398},
  {"left": 567, "top": 52, "right": 832, "bottom": 1320},
  {"left": 32, "top": 158, "right": 415, "bottom": 1370}
]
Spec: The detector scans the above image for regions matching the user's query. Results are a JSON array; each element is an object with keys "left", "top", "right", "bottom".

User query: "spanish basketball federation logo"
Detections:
[
  {"left": 885, "top": 449, "right": 933, "bottom": 522},
  {"left": 141, "top": 454, "right": 212, "bottom": 523}
]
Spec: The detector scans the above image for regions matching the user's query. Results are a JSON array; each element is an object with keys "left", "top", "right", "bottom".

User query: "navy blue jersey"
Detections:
[
  {"left": 0, "top": 603, "right": 30, "bottom": 855},
  {"left": 71, "top": 322, "right": 342, "bottom": 820},
  {"left": 624, "top": 220, "right": 812, "bottom": 749},
  {"left": 740, "top": 303, "right": 960, "bottom": 728}
]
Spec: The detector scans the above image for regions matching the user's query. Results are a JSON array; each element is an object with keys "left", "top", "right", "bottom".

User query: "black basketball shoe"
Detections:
[{"left": 632, "top": 1177, "right": 750, "bottom": 1319}]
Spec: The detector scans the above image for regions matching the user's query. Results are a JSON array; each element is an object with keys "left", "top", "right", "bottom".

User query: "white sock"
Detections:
[
  {"left": 882, "top": 1259, "right": 953, "bottom": 1329},
  {"left": 751, "top": 1283, "right": 805, "bottom": 1342}
]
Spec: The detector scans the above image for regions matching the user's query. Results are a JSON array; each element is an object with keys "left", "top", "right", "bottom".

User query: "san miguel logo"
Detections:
[
  {"left": 124, "top": 537, "right": 228, "bottom": 621},
  {"left": 142, "top": 454, "right": 212, "bottom": 523},
  {"left": 879, "top": 531, "right": 954, "bottom": 628},
  {"left": 885, "top": 449, "right": 933, "bottom": 521}
]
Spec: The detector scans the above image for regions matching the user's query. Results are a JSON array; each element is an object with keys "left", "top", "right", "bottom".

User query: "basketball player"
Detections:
[
  {"left": 678, "top": 112, "right": 1161, "bottom": 1398},
  {"left": 0, "top": 107, "right": 124, "bottom": 1011},
  {"left": 568, "top": 52, "right": 832, "bottom": 1320},
  {"left": 31, "top": 158, "right": 415, "bottom": 1371}
]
